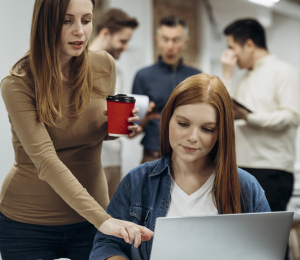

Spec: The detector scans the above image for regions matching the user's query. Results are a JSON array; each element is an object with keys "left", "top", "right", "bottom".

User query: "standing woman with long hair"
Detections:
[{"left": 0, "top": 0, "right": 153, "bottom": 259}]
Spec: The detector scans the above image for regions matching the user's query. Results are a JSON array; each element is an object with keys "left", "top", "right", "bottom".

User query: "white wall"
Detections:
[
  {"left": 0, "top": 2, "right": 34, "bottom": 259},
  {"left": 267, "top": 12, "right": 300, "bottom": 78},
  {"left": 0, "top": 0, "right": 35, "bottom": 187}
]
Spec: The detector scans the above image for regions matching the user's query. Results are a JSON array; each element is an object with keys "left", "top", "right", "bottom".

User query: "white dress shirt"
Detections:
[{"left": 223, "top": 55, "right": 300, "bottom": 173}]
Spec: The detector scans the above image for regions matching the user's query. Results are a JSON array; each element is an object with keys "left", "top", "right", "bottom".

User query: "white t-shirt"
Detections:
[{"left": 166, "top": 172, "right": 218, "bottom": 217}]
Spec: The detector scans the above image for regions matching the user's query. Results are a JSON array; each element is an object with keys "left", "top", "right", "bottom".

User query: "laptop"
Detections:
[{"left": 150, "top": 212, "right": 294, "bottom": 260}]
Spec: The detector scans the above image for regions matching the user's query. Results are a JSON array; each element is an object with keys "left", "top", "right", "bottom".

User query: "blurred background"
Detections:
[{"left": 1, "top": 0, "right": 300, "bottom": 259}]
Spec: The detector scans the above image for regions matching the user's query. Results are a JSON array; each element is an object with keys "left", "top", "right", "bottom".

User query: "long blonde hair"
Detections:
[
  {"left": 160, "top": 73, "right": 241, "bottom": 214},
  {"left": 10, "top": 0, "right": 104, "bottom": 126}
]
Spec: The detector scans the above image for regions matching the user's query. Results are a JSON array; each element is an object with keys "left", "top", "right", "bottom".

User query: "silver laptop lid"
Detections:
[{"left": 150, "top": 212, "right": 293, "bottom": 260}]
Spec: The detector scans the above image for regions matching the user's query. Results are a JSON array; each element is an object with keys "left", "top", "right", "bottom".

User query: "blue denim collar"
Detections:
[
  {"left": 91, "top": 158, "right": 271, "bottom": 260},
  {"left": 149, "top": 156, "right": 171, "bottom": 177}
]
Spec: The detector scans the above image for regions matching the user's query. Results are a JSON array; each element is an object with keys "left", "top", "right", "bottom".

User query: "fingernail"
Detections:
[
  {"left": 127, "top": 238, "right": 129, "bottom": 243},
  {"left": 128, "top": 126, "right": 132, "bottom": 130},
  {"left": 128, "top": 118, "right": 132, "bottom": 122}
]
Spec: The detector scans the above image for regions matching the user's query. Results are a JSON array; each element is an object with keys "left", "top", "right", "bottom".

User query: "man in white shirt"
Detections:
[
  {"left": 89, "top": 8, "right": 138, "bottom": 200},
  {"left": 220, "top": 19, "right": 300, "bottom": 222}
]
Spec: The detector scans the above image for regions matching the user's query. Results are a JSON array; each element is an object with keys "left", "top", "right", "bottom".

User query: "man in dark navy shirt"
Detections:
[{"left": 132, "top": 15, "right": 201, "bottom": 163}]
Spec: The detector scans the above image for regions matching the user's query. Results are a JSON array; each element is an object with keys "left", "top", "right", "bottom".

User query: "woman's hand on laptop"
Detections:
[{"left": 99, "top": 218, "right": 154, "bottom": 248}]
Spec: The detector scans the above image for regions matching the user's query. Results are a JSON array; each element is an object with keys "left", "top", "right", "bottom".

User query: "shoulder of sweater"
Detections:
[
  {"left": 267, "top": 55, "right": 298, "bottom": 74},
  {"left": 1, "top": 74, "right": 34, "bottom": 99},
  {"left": 88, "top": 50, "right": 115, "bottom": 71}
]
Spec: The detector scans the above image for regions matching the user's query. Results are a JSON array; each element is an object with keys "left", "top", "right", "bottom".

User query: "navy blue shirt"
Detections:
[
  {"left": 132, "top": 57, "right": 201, "bottom": 151},
  {"left": 90, "top": 156, "right": 270, "bottom": 260}
]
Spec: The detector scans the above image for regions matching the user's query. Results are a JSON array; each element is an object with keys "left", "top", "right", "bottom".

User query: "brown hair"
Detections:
[
  {"left": 10, "top": 0, "right": 105, "bottom": 126},
  {"left": 95, "top": 8, "right": 139, "bottom": 35},
  {"left": 157, "top": 15, "right": 189, "bottom": 36},
  {"left": 160, "top": 73, "right": 241, "bottom": 214}
]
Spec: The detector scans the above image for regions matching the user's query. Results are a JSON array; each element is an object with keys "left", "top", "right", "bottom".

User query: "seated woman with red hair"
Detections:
[{"left": 90, "top": 73, "right": 270, "bottom": 260}]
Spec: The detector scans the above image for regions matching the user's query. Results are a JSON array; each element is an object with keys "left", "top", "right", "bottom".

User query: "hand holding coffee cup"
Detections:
[{"left": 105, "top": 94, "right": 139, "bottom": 137}]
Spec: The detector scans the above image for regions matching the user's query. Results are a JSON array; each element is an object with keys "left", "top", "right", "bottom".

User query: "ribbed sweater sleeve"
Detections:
[{"left": 0, "top": 51, "right": 116, "bottom": 229}]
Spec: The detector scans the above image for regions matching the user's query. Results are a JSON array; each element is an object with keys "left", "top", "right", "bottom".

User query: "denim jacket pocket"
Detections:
[{"left": 130, "top": 204, "right": 151, "bottom": 226}]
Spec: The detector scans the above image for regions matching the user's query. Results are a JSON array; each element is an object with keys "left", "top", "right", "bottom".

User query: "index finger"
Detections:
[
  {"left": 133, "top": 224, "right": 154, "bottom": 238},
  {"left": 141, "top": 233, "right": 153, "bottom": 241},
  {"left": 128, "top": 115, "right": 140, "bottom": 123},
  {"left": 133, "top": 107, "right": 140, "bottom": 114}
]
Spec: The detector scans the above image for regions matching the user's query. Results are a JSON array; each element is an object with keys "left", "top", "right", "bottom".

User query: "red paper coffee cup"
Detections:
[{"left": 106, "top": 94, "right": 136, "bottom": 137}]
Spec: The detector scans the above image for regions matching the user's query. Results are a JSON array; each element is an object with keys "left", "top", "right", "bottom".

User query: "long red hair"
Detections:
[{"left": 160, "top": 73, "right": 241, "bottom": 214}]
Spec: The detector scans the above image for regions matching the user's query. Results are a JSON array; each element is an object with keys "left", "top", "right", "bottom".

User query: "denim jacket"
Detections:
[{"left": 90, "top": 156, "right": 270, "bottom": 260}]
